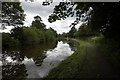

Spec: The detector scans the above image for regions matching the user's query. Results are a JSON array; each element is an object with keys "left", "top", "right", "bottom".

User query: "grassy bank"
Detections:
[
  {"left": 44, "top": 40, "right": 89, "bottom": 78},
  {"left": 44, "top": 35, "right": 120, "bottom": 78}
]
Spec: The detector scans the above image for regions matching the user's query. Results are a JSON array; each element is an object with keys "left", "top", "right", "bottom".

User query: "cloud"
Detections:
[
  {"left": 0, "top": 26, "right": 14, "bottom": 33},
  {"left": 21, "top": 1, "right": 78, "bottom": 34},
  {"left": 45, "top": 17, "right": 76, "bottom": 34},
  {"left": 21, "top": 2, "right": 54, "bottom": 17},
  {"left": 21, "top": 1, "right": 59, "bottom": 26}
]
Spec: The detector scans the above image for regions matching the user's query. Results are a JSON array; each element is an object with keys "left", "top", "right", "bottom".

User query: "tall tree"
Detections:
[
  {"left": 2, "top": 2, "right": 25, "bottom": 26},
  {"left": 68, "top": 26, "right": 77, "bottom": 38},
  {"left": 74, "top": 24, "right": 93, "bottom": 38},
  {"left": 49, "top": 27, "right": 57, "bottom": 37},
  {"left": 48, "top": 2, "right": 120, "bottom": 39},
  {"left": 31, "top": 16, "right": 46, "bottom": 30}
]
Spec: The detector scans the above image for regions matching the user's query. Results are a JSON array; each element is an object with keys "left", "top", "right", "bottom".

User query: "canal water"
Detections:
[{"left": 1, "top": 40, "right": 79, "bottom": 79}]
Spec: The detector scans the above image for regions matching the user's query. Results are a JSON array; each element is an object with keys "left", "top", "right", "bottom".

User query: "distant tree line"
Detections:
[
  {"left": 2, "top": 2, "right": 57, "bottom": 50},
  {"left": 2, "top": 16, "right": 57, "bottom": 49},
  {"left": 60, "top": 24, "right": 93, "bottom": 38},
  {"left": 2, "top": 2, "right": 120, "bottom": 49}
]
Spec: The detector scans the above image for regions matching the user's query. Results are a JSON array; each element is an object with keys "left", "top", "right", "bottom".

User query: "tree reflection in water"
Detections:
[
  {"left": 1, "top": 40, "right": 78, "bottom": 79},
  {"left": 2, "top": 51, "right": 27, "bottom": 80},
  {"left": 2, "top": 64, "right": 27, "bottom": 80},
  {"left": 61, "top": 39, "right": 79, "bottom": 51},
  {"left": 2, "top": 41, "right": 58, "bottom": 79}
]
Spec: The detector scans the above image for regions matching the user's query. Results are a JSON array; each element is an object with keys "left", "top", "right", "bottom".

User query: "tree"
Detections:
[
  {"left": 42, "top": 0, "right": 53, "bottom": 6},
  {"left": 0, "top": 24, "right": 7, "bottom": 30},
  {"left": 2, "top": 33, "right": 20, "bottom": 49},
  {"left": 68, "top": 26, "right": 77, "bottom": 38},
  {"left": 2, "top": 2, "right": 25, "bottom": 26},
  {"left": 31, "top": 16, "right": 46, "bottom": 30},
  {"left": 44, "top": 29, "right": 56, "bottom": 42},
  {"left": 49, "top": 27, "right": 57, "bottom": 37},
  {"left": 34, "top": 16, "right": 42, "bottom": 21},
  {"left": 48, "top": 2, "right": 120, "bottom": 39},
  {"left": 22, "top": 27, "right": 40, "bottom": 44},
  {"left": 10, "top": 27, "right": 24, "bottom": 42},
  {"left": 48, "top": 2, "right": 90, "bottom": 25},
  {"left": 74, "top": 24, "right": 93, "bottom": 38}
]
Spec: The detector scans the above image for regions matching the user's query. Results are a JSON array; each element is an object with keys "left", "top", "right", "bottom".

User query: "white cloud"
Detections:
[
  {"left": 1, "top": 1, "right": 82, "bottom": 33},
  {"left": 0, "top": 26, "right": 14, "bottom": 33},
  {"left": 75, "top": 21, "right": 83, "bottom": 30},
  {"left": 21, "top": 1, "right": 80, "bottom": 34},
  {"left": 45, "top": 17, "right": 76, "bottom": 34}
]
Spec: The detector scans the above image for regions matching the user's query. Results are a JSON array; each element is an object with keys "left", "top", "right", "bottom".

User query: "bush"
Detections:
[
  {"left": 2, "top": 33, "right": 20, "bottom": 50},
  {"left": 22, "top": 27, "right": 40, "bottom": 44},
  {"left": 44, "top": 29, "right": 56, "bottom": 42},
  {"left": 4, "top": 27, "right": 57, "bottom": 46}
]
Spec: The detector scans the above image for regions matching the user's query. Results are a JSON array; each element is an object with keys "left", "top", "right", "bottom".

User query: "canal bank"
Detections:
[
  {"left": 44, "top": 39, "right": 89, "bottom": 78},
  {"left": 44, "top": 39, "right": 119, "bottom": 79}
]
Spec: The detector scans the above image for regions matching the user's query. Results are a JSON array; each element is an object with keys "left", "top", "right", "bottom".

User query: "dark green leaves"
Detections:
[
  {"left": 2, "top": 2, "right": 25, "bottom": 26},
  {"left": 31, "top": 16, "right": 46, "bottom": 30}
]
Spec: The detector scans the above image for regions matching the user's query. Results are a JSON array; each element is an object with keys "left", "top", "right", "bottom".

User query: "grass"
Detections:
[
  {"left": 44, "top": 39, "right": 89, "bottom": 79},
  {"left": 44, "top": 35, "right": 120, "bottom": 78}
]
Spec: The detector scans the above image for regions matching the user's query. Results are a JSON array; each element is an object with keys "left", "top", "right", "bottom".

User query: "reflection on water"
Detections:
[
  {"left": 2, "top": 51, "right": 27, "bottom": 80},
  {"left": 20, "top": 41, "right": 57, "bottom": 59},
  {"left": 1, "top": 40, "right": 78, "bottom": 79},
  {"left": 2, "top": 64, "right": 27, "bottom": 80},
  {"left": 25, "top": 41, "right": 74, "bottom": 78}
]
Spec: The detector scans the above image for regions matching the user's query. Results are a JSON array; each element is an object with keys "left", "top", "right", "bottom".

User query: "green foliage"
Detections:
[
  {"left": 2, "top": 2, "right": 25, "bottom": 26},
  {"left": 31, "top": 20, "right": 46, "bottom": 30},
  {"left": 10, "top": 27, "right": 57, "bottom": 45},
  {"left": 48, "top": 2, "right": 76, "bottom": 23},
  {"left": 31, "top": 16, "right": 46, "bottom": 30},
  {"left": 9, "top": 14, "right": 57, "bottom": 45},
  {"left": 45, "top": 39, "right": 88, "bottom": 78},
  {"left": 68, "top": 26, "right": 77, "bottom": 38},
  {"left": 48, "top": 2, "right": 120, "bottom": 40},
  {"left": 44, "top": 29, "right": 56, "bottom": 42},
  {"left": 36, "top": 29, "right": 45, "bottom": 42},
  {"left": 61, "top": 32, "right": 68, "bottom": 37},
  {"left": 2, "top": 33, "right": 20, "bottom": 50},
  {"left": 11, "top": 27, "right": 24, "bottom": 42},
  {"left": 49, "top": 27, "right": 57, "bottom": 37},
  {"left": 74, "top": 24, "right": 93, "bottom": 38},
  {"left": 22, "top": 27, "right": 40, "bottom": 44}
]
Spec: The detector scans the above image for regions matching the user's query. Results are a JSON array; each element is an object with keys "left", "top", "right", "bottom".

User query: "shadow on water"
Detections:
[
  {"left": 2, "top": 51, "right": 27, "bottom": 80},
  {"left": 20, "top": 41, "right": 58, "bottom": 59},
  {"left": 2, "top": 64, "right": 27, "bottom": 80},
  {"left": 1, "top": 40, "right": 79, "bottom": 79},
  {"left": 2, "top": 41, "right": 58, "bottom": 80}
]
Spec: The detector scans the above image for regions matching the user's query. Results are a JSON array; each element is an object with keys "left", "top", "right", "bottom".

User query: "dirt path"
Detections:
[{"left": 78, "top": 42, "right": 119, "bottom": 78}]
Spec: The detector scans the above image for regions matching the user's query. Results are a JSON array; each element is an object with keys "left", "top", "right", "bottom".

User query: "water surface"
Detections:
[{"left": 1, "top": 40, "right": 78, "bottom": 79}]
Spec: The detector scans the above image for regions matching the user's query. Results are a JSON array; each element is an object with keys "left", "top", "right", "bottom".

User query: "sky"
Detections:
[
  {"left": 0, "top": 0, "right": 82, "bottom": 34},
  {"left": 20, "top": 0, "right": 82, "bottom": 34},
  {"left": 0, "top": 26, "right": 14, "bottom": 33}
]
